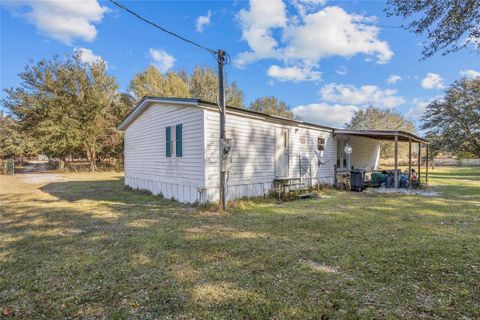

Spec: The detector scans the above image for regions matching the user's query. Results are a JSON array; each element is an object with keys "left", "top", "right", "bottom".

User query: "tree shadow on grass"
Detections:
[
  {"left": 1, "top": 177, "right": 480, "bottom": 319},
  {"left": 40, "top": 177, "right": 143, "bottom": 203},
  {"left": 2, "top": 178, "right": 293, "bottom": 318}
]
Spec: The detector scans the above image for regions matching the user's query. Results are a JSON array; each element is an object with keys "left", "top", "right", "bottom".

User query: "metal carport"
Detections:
[{"left": 334, "top": 129, "right": 430, "bottom": 189}]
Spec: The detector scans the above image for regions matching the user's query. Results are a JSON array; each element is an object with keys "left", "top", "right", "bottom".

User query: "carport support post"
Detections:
[
  {"left": 417, "top": 142, "right": 421, "bottom": 183},
  {"left": 408, "top": 139, "right": 412, "bottom": 189},
  {"left": 426, "top": 144, "right": 429, "bottom": 186},
  {"left": 394, "top": 135, "right": 399, "bottom": 188}
]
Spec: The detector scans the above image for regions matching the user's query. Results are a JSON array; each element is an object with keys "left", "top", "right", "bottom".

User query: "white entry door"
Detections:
[{"left": 275, "top": 128, "right": 290, "bottom": 177}]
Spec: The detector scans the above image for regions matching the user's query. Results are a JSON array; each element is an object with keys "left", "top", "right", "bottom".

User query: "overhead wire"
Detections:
[
  {"left": 109, "top": 0, "right": 401, "bottom": 65},
  {"left": 110, "top": 0, "right": 230, "bottom": 208},
  {"left": 108, "top": 0, "right": 229, "bottom": 65},
  {"left": 375, "top": 24, "right": 404, "bottom": 29}
]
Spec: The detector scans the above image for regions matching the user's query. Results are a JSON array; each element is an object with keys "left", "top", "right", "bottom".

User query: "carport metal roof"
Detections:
[{"left": 334, "top": 129, "right": 429, "bottom": 144}]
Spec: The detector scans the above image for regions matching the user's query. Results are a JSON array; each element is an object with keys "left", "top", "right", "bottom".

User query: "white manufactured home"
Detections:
[{"left": 118, "top": 97, "right": 426, "bottom": 203}]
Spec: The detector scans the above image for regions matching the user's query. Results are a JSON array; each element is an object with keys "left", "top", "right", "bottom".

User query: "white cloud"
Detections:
[
  {"left": 267, "top": 64, "right": 321, "bottom": 82},
  {"left": 291, "top": 103, "right": 358, "bottom": 128},
  {"left": 405, "top": 98, "right": 430, "bottom": 121},
  {"left": 235, "top": 0, "right": 287, "bottom": 66},
  {"left": 282, "top": 6, "right": 392, "bottom": 64},
  {"left": 319, "top": 83, "right": 405, "bottom": 108},
  {"left": 74, "top": 47, "right": 104, "bottom": 64},
  {"left": 196, "top": 10, "right": 212, "bottom": 33},
  {"left": 421, "top": 73, "right": 445, "bottom": 89},
  {"left": 235, "top": 1, "right": 393, "bottom": 72},
  {"left": 405, "top": 96, "right": 441, "bottom": 123},
  {"left": 459, "top": 69, "right": 480, "bottom": 79},
  {"left": 387, "top": 74, "right": 401, "bottom": 84},
  {"left": 4, "top": 0, "right": 107, "bottom": 44},
  {"left": 336, "top": 66, "right": 348, "bottom": 76},
  {"left": 149, "top": 49, "right": 175, "bottom": 73}
]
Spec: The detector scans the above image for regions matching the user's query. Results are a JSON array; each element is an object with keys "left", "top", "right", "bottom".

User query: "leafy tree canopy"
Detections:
[
  {"left": 422, "top": 77, "right": 480, "bottom": 158},
  {"left": 2, "top": 53, "right": 132, "bottom": 170},
  {"left": 249, "top": 96, "right": 296, "bottom": 119},
  {"left": 345, "top": 106, "right": 416, "bottom": 158},
  {"left": 345, "top": 106, "right": 416, "bottom": 132},
  {"left": 129, "top": 65, "right": 190, "bottom": 99},
  {"left": 129, "top": 65, "right": 245, "bottom": 108},
  {"left": 386, "top": 0, "right": 480, "bottom": 58},
  {"left": 0, "top": 113, "right": 35, "bottom": 159}
]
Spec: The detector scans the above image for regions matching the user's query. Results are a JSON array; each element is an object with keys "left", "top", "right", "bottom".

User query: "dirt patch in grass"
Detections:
[
  {"left": 21, "top": 173, "right": 66, "bottom": 184},
  {"left": 299, "top": 259, "right": 342, "bottom": 274}
]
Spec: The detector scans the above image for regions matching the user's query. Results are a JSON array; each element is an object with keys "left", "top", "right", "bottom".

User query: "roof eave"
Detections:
[
  {"left": 117, "top": 97, "right": 200, "bottom": 131},
  {"left": 117, "top": 96, "right": 335, "bottom": 132},
  {"left": 334, "top": 129, "right": 429, "bottom": 144}
]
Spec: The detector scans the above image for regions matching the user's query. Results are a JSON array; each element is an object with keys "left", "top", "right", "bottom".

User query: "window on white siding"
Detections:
[
  {"left": 317, "top": 138, "right": 326, "bottom": 151},
  {"left": 175, "top": 124, "right": 182, "bottom": 157},
  {"left": 165, "top": 124, "right": 182, "bottom": 157}
]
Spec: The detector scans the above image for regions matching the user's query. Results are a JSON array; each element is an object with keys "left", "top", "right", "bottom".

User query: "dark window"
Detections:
[
  {"left": 165, "top": 126, "right": 171, "bottom": 157},
  {"left": 175, "top": 124, "right": 182, "bottom": 157},
  {"left": 317, "top": 138, "right": 326, "bottom": 151},
  {"left": 166, "top": 124, "right": 182, "bottom": 157}
]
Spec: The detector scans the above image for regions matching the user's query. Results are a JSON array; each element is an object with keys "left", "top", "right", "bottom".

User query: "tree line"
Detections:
[
  {"left": 345, "top": 107, "right": 416, "bottom": 159},
  {"left": 128, "top": 64, "right": 295, "bottom": 119},
  {"left": 2, "top": 52, "right": 479, "bottom": 171},
  {"left": 345, "top": 76, "right": 480, "bottom": 160},
  {"left": 422, "top": 77, "right": 480, "bottom": 159},
  {"left": 343, "top": 0, "right": 480, "bottom": 160},
  {"left": 1, "top": 53, "right": 295, "bottom": 171}
]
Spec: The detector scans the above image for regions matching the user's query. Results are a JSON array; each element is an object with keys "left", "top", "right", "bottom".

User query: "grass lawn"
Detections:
[{"left": 1, "top": 167, "right": 479, "bottom": 319}]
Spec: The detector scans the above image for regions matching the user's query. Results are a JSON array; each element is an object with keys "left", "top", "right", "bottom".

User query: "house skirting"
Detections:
[
  {"left": 125, "top": 176, "right": 335, "bottom": 204},
  {"left": 125, "top": 176, "right": 203, "bottom": 203}
]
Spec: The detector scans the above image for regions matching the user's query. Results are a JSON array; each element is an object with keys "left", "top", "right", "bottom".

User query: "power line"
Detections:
[
  {"left": 109, "top": 0, "right": 231, "bottom": 210},
  {"left": 109, "top": 0, "right": 229, "bottom": 64},
  {"left": 376, "top": 24, "right": 404, "bottom": 29},
  {"left": 364, "top": 23, "right": 404, "bottom": 29}
]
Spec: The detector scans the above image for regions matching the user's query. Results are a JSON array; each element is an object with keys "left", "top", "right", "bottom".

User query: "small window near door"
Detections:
[{"left": 317, "top": 138, "right": 326, "bottom": 151}]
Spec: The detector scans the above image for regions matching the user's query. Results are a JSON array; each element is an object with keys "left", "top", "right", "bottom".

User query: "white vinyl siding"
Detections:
[
  {"left": 122, "top": 100, "right": 381, "bottom": 204},
  {"left": 350, "top": 136, "right": 381, "bottom": 170},
  {"left": 335, "top": 135, "right": 381, "bottom": 171},
  {"left": 203, "top": 108, "right": 335, "bottom": 201},
  {"left": 124, "top": 103, "right": 205, "bottom": 203},
  {"left": 290, "top": 126, "right": 335, "bottom": 186}
]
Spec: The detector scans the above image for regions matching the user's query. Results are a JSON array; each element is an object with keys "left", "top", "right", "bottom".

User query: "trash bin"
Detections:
[{"left": 350, "top": 169, "right": 365, "bottom": 192}]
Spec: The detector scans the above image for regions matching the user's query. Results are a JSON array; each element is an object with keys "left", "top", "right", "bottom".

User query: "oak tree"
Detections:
[
  {"left": 386, "top": 0, "right": 480, "bottom": 58},
  {"left": 422, "top": 77, "right": 480, "bottom": 157},
  {"left": 249, "top": 96, "right": 296, "bottom": 119}
]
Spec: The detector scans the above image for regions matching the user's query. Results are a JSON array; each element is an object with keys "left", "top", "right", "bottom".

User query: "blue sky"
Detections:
[{"left": 1, "top": 0, "right": 479, "bottom": 129}]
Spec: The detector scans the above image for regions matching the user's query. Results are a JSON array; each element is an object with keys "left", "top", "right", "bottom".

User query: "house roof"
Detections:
[
  {"left": 117, "top": 96, "right": 429, "bottom": 144},
  {"left": 117, "top": 96, "right": 334, "bottom": 131}
]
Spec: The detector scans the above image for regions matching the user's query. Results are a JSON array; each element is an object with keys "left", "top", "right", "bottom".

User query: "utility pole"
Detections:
[
  {"left": 109, "top": 0, "right": 231, "bottom": 208},
  {"left": 218, "top": 49, "right": 227, "bottom": 210}
]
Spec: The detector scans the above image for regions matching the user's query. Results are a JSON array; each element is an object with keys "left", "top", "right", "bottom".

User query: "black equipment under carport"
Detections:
[{"left": 350, "top": 169, "right": 365, "bottom": 191}]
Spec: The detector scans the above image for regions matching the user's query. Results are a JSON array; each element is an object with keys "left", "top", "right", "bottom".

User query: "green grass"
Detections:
[{"left": 1, "top": 167, "right": 479, "bottom": 319}]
